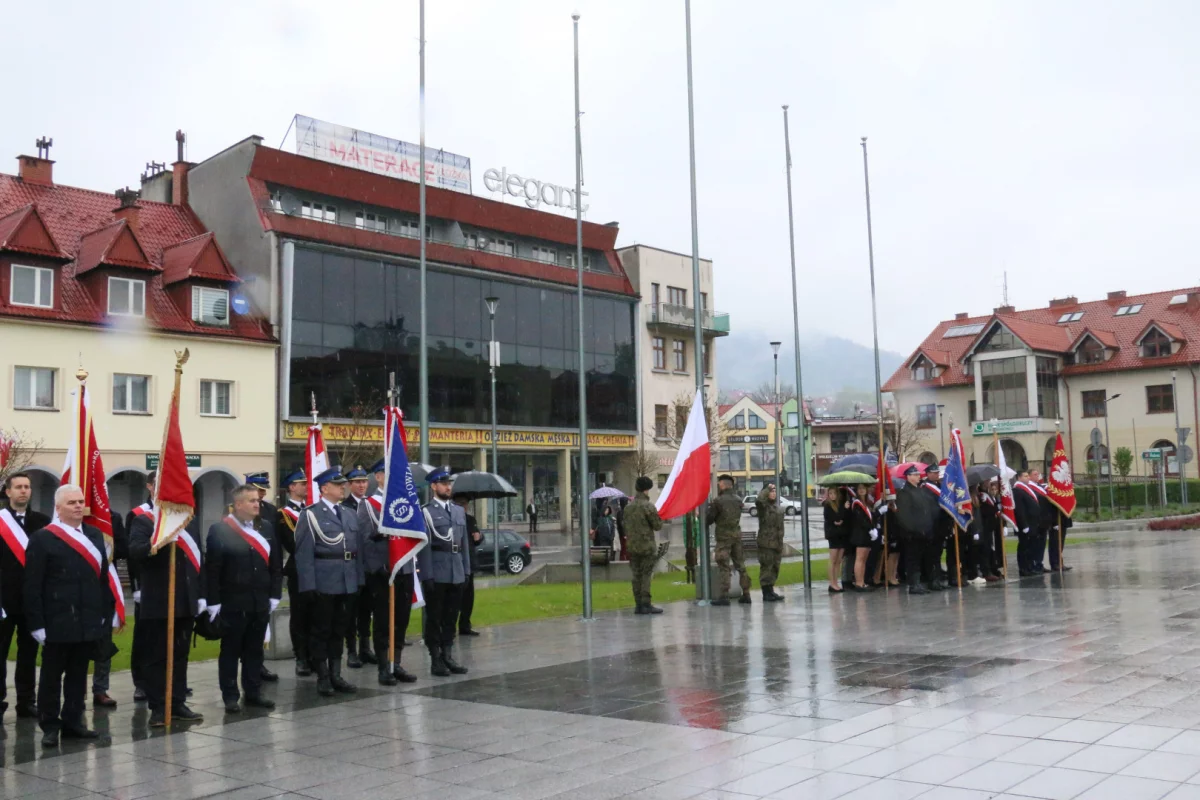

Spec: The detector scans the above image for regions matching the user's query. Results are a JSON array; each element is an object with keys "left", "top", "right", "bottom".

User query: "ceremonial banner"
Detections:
[
  {"left": 150, "top": 355, "right": 195, "bottom": 554},
  {"left": 1046, "top": 431, "right": 1077, "bottom": 517},
  {"left": 305, "top": 424, "right": 329, "bottom": 506},
  {"left": 997, "top": 446, "right": 1018, "bottom": 531},
  {"left": 656, "top": 390, "right": 711, "bottom": 520},
  {"left": 381, "top": 407, "right": 427, "bottom": 583},
  {"left": 61, "top": 380, "right": 113, "bottom": 542},
  {"left": 939, "top": 434, "right": 973, "bottom": 530}
]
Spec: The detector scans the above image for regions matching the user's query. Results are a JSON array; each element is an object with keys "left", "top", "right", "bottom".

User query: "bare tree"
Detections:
[
  {"left": 659, "top": 391, "right": 728, "bottom": 459},
  {"left": 0, "top": 428, "right": 43, "bottom": 487},
  {"left": 623, "top": 438, "right": 659, "bottom": 483},
  {"left": 884, "top": 411, "right": 930, "bottom": 461},
  {"left": 746, "top": 381, "right": 797, "bottom": 406},
  {"left": 329, "top": 389, "right": 387, "bottom": 472}
]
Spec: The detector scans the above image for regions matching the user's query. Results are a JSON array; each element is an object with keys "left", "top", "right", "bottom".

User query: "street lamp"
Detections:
[
  {"left": 1103, "top": 393, "right": 1120, "bottom": 515},
  {"left": 771, "top": 341, "right": 782, "bottom": 508},
  {"left": 937, "top": 404, "right": 946, "bottom": 455},
  {"left": 485, "top": 295, "right": 500, "bottom": 578},
  {"left": 1172, "top": 369, "right": 1188, "bottom": 504}
]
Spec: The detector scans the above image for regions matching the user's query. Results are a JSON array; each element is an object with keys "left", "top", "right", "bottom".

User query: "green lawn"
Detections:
[{"left": 8, "top": 536, "right": 1102, "bottom": 671}]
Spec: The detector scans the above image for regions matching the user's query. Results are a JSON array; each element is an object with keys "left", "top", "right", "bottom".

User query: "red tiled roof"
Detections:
[
  {"left": 0, "top": 174, "right": 271, "bottom": 341},
  {"left": 912, "top": 348, "right": 951, "bottom": 367},
  {"left": 75, "top": 220, "right": 156, "bottom": 275},
  {"left": 884, "top": 287, "right": 1200, "bottom": 391},
  {"left": 1138, "top": 320, "right": 1187, "bottom": 342},
  {"left": 161, "top": 233, "right": 241, "bottom": 286},
  {"left": 0, "top": 203, "right": 67, "bottom": 259},
  {"left": 1070, "top": 328, "right": 1119, "bottom": 350}
]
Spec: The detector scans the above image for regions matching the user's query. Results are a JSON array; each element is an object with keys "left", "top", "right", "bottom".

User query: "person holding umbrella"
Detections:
[
  {"left": 590, "top": 505, "right": 617, "bottom": 561},
  {"left": 848, "top": 483, "right": 879, "bottom": 591}
]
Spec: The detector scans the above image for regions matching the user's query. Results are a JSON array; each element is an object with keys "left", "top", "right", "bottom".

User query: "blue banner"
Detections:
[
  {"left": 939, "top": 439, "right": 973, "bottom": 531},
  {"left": 381, "top": 411, "right": 426, "bottom": 538}
]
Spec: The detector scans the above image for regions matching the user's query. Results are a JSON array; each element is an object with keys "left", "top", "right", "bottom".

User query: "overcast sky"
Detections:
[{"left": 6, "top": 0, "right": 1198, "bottom": 356}]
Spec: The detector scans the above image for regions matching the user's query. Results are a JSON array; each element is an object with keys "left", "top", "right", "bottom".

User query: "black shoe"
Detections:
[
  {"left": 644, "top": 604, "right": 664, "bottom": 614},
  {"left": 224, "top": 699, "right": 242, "bottom": 713},
  {"left": 260, "top": 666, "right": 279, "bottom": 683},
  {"left": 459, "top": 628, "right": 481, "bottom": 636},
  {"left": 711, "top": 598, "right": 731, "bottom": 606},
  {"left": 378, "top": 667, "right": 398, "bottom": 686},
  {"left": 429, "top": 647, "right": 451, "bottom": 677},
  {"left": 394, "top": 664, "right": 418, "bottom": 683},
  {"left": 244, "top": 695, "right": 275, "bottom": 709},
  {"left": 133, "top": 687, "right": 147, "bottom": 703},
  {"left": 360, "top": 639, "right": 378, "bottom": 665},
  {"left": 186, "top": 687, "right": 193, "bottom": 697},
  {"left": 149, "top": 711, "right": 166, "bottom": 727},
  {"left": 828, "top": 585, "right": 844, "bottom": 594},
  {"left": 851, "top": 585, "right": 871, "bottom": 592},
  {"left": 295, "top": 657, "right": 313, "bottom": 677},
  {"left": 61, "top": 725, "right": 99, "bottom": 740},
  {"left": 442, "top": 646, "right": 468, "bottom": 675},
  {"left": 41, "top": 730, "right": 59, "bottom": 747},
  {"left": 315, "top": 663, "right": 334, "bottom": 697},
  {"left": 738, "top": 594, "right": 752, "bottom": 605},
  {"left": 346, "top": 646, "right": 363, "bottom": 670},
  {"left": 930, "top": 581, "right": 947, "bottom": 591},
  {"left": 634, "top": 604, "right": 649, "bottom": 615},
  {"left": 15, "top": 702, "right": 38, "bottom": 718},
  {"left": 908, "top": 584, "right": 931, "bottom": 595},
  {"left": 93, "top": 693, "right": 117, "bottom": 709},
  {"left": 330, "top": 660, "right": 357, "bottom": 694},
  {"left": 173, "top": 705, "right": 203, "bottom": 722}
]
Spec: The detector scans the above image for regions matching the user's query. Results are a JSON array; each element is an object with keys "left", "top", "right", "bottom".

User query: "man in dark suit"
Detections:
[
  {"left": 341, "top": 466, "right": 374, "bottom": 669},
  {"left": 1013, "top": 470, "right": 1042, "bottom": 576},
  {"left": 1030, "top": 469, "right": 1057, "bottom": 573},
  {"left": 1, "top": 471, "right": 50, "bottom": 721},
  {"left": 276, "top": 470, "right": 312, "bottom": 676},
  {"left": 206, "top": 484, "right": 283, "bottom": 713},
  {"left": 294, "top": 467, "right": 365, "bottom": 697},
  {"left": 129, "top": 497, "right": 206, "bottom": 727},
  {"left": 24, "top": 485, "right": 111, "bottom": 747},
  {"left": 125, "top": 471, "right": 156, "bottom": 703},
  {"left": 245, "top": 471, "right": 280, "bottom": 684},
  {"left": 90, "top": 510, "right": 128, "bottom": 709},
  {"left": 453, "top": 496, "right": 481, "bottom": 636},
  {"left": 418, "top": 468, "right": 472, "bottom": 677}
]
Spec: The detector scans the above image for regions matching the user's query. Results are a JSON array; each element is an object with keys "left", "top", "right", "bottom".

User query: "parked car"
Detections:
[
  {"left": 475, "top": 529, "right": 533, "bottom": 574},
  {"left": 745, "top": 494, "right": 802, "bottom": 517}
]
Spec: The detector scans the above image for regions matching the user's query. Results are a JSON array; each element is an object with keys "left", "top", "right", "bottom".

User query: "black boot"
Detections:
[
  {"left": 295, "top": 655, "right": 313, "bottom": 677},
  {"left": 644, "top": 602, "right": 664, "bottom": 614},
  {"left": 315, "top": 660, "right": 334, "bottom": 697},
  {"left": 429, "top": 645, "right": 450, "bottom": 677},
  {"left": 739, "top": 592, "right": 752, "bottom": 605},
  {"left": 393, "top": 662, "right": 418, "bottom": 683},
  {"left": 346, "top": 640, "right": 362, "bottom": 669},
  {"left": 377, "top": 664, "right": 397, "bottom": 686},
  {"left": 634, "top": 603, "right": 648, "bottom": 615},
  {"left": 330, "top": 659, "right": 357, "bottom": 694},
  {"left": 442, "top": 645, "right": 468, "bottom": 675},
  {"left": 360, "top": 637, "right": 378, "bottom": 665}
]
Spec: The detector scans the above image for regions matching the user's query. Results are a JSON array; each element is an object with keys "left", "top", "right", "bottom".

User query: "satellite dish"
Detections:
[{"left": 231, "top": 294, "right": 250, "bottom": 315}]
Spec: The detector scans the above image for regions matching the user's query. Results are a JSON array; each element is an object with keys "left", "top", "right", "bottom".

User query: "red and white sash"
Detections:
[
  {"left": 177, "top": 531, "right": 202, "bottom": 574},
  {"left": 851, "top": 498, "right": 872, "bottom": 517},
  {"left": 1015, "top": 482, "right": 1038, "bottom": 499},
  {"left": 282, "top": 505, "right": 300, "bottom": 523},
  {"left": 922, "top": 482, "right": 942, "bottom": 497},
  {"left": 0, "top": 508, "right": 29, "bottom": 566},
  {"left": 108, "top": 563, "right": 126, "bottom": 627},
  {"left": 1030, "top": 482, "right": 1049, "bottom": 497},
  {"left": 131, "top": 503, "right": 153, "bottom": 519},
  {"left": 224, "top": 515, "right": 270, "bottom": 564},
  {"left": 47, "top": 523, "right": 103, "bottom": 576}
]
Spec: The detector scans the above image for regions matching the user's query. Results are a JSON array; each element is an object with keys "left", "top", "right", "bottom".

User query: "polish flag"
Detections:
[
  {"left": 996, "top": 442, "right": 1018, "bottom": 531},
  {"left": 655, "top": 390, "right": 712, "bottom": 521},
  {"left": 305, "top": 424, "right": 328, "bottom": 506},
  {"left": 61, "top": 381, "right": 113, "bottom": 541},
  {"left": 149, "top": 363, "right": 195, "bottom": 554}
]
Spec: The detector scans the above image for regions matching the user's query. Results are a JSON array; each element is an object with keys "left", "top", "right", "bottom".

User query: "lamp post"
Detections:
[
  {"left": 937, "top": 404, "right": 946, "bottom": 455},
  {"left": 1172, "top": 369, "right": 1188, "bottom": 504},
  {"left": 771, "top": 341, "right": 782, "bottom": 507},
  {"left": 485, "top": 296, "right": 500, "bottom": 578},
  {"left": 1103, "top": 393, "right": 1120, "bottom": 516}
]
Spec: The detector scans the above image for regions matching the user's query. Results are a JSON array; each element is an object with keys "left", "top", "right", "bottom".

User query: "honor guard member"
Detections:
[
  {"left": 357, "top": 459, "right": 419, "bottom": 685},
  {"left": 205, "top": 484, "right": 283, "bottom": 713},
  {"left": 453, "top": 496, "right": 481, "bottom": 636},
  {"left": 244, "top": 472, "right": 280, "bottom": 684},
  {"left": 294, "top": 466, "right": 365, "bottom": 697},
  {"left": 129, "top": 492, "right": 206, "bottom": 727},
  {"left": 1013, "top": 471, "right": 1041, "bottom": 576},
  {"left": 125, "top": 471, "right": 156, "bottom": 703},
  {"left": 1029, "top": 469, "right": 1055, "bottom": 573},
  {"left": 276, "top": 470, "right": 313, "bottom": 676},
  {"left": 707, "top": 474, "right": 751, "bottom": 606},
  {"left": 90, "top": 510, "right": 128, "bottom": 709},
  {"left": 895, "top": 465, "right": 933, "bottom": 595},
  {"left": 416, "top": 468, "right": 472, "bottom": 677},
  {"left": 24, "top": 486, "right": 111, "bottom": 747},
  {"left": 1, "top": 472, "right": 51, "bottom": 721},
  {"left": 920, "top": 465, "right": 949, "bottom": 590},
  {"left": 755, "top": 484, "right": 785, "bottom": 602},
  {"left": 625, "top": 476, "right": 664, "bottom": 614},
  {"left": 341, "top": 466, "right": 375, "bottom": 669}
]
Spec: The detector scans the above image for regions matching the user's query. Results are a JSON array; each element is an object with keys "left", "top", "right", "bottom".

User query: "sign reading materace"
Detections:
[{"left": 294, "top": 115, "right": 472, "bottom": 193}]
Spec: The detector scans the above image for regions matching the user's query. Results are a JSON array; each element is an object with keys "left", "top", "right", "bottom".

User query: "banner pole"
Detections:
[
  {"left": 994, "top": 423, "right": 1006, "bottom": 579},
  {"left": 953, "top": 525, "right": 962, "bottom": 591},
  {"left": 164, "top": 541, "right": 176, "bottom": 726},
  {"left": 1058, "top": 510, "right": 1064, "bottom": 579}
]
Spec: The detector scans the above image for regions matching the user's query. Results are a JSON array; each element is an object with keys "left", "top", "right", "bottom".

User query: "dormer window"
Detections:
[
  {"left": 10, "top": 264, "right": 53, "bottom": 308},
  {"left": 1142, "top": 328, "right": 1172, "bottom": 358},
  {"left": 192, "top": 286, "right": 230, "bottom": 327},
  {"left": 108, "top": 277, "right": 145, "bottom": 317},
  {"left": 1056, "top": 311, "right": 1084, "bottom": 323},
  {"left": 1115, "top": 304, "right": 1143, "bottom": 316},
  {"left": 910, "top": 354, "right": 937, "bottom": 381},
  {"left": 1075, "top": 336, "right": 1105, "bottom": 365}
]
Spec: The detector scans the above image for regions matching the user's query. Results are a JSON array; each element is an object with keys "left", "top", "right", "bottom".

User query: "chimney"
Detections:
[
  {"left": 1048, "top": 296, "right": 1078, "bottom": 308},
  {"left": 17, "top": 137, "right": 55, "bottom": 185},
  {"left": 172, "top": 129, "right": 189, "bottom": 206},
  {"left": 954, "top": 312, "right": 969, "bottom": 320},
  {"left": 112, "top": 187, "right": 141, "bottom": 232},
  {"left": 994, "top": 305, "right": 1015, "bottom": 314},
  {"left": 1107, "top": 290, "right": 1127, "bottom": 301}
]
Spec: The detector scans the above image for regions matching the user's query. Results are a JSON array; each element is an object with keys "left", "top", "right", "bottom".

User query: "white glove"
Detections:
[
  {"left": 197, "top": 598, "right": 207, "bottom": 615},
  {"left": 0, "top": 606, "right": 5, "bottom": 620},
  {"left": 1022, "top": 527, "right": 1030, "bottom": 534},
  {"left": 207, "top": 604, "right": 221, "bottom": 622},
  {"left": 869, "top": 528, "right": 879, "bottom": 542},
  {"left": 32, "top": 628, "right": 46, "bottom": 645},
  {"left": 973, "top": 533, "right": 980, "bottom": 541},
  {"left": 133, "top": 591, "right": 142, "bottom": 604},
  {"left": 269, "top": 598, "right": 280, "bottom": 613}
]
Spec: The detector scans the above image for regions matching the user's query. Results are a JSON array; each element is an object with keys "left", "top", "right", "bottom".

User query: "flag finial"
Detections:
[
  {"left": 174, "top": 348, "right": 190, "bottom": 372},
  {"left": 75, "top": 366, "right": 88, "bottom": 383}
]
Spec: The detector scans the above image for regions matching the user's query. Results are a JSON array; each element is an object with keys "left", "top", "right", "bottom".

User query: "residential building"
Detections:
[
  {"left": 883, "top": 289, "right": 1200, "bottom": 477},
  {"left": 810, "top": 415, "right": 896, "bottom": 479},
  {"left": 616, "top": 244, "right": 728, "bottom": 501},
  {"left": 779, "top": 397, "right": 814, "bottom": 498},
  {"left": 717, "top": 397, "right": 778, "bottom": 495},
  {"left": 0, "top": 143, "right": 276, "bottom": 533}
]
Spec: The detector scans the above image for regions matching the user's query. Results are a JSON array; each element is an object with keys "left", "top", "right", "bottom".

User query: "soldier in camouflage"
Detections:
[
  {"left": 624, "top": 476, "right": 664, "bottom": 615},
  {"left": 755, "top": 484, "right": 785, "bottom": 602},
  {"left": 707, "top": 474, "right": 751, "bottom": 606}
]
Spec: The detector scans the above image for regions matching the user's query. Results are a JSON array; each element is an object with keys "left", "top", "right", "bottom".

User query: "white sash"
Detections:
[{"left": 0, "top": 508, "right": 30, "bottom": 565}]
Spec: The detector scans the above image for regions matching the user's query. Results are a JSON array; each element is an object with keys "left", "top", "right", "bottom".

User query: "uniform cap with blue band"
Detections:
[{"left": 314, "top": 466, "right": 347, "bottom": 486}]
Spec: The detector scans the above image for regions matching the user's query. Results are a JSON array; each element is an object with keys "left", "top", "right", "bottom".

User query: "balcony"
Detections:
[{"left": 646, "top": 303, "right": 730, "bottom": 336}]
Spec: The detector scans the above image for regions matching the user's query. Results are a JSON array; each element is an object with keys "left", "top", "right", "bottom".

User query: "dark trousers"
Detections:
[
  {"left": 37, "top": 641, "right": 92, "bottom": 733},
  {"left": 992, "top": 524, "right": 1006, "bottom": 573},
  {"left": 1048, "top": 526, "right": 1065, "bottom": 570},
  {"left": 131, "top": 601, "right": 148, "bottom": 690},
  {"left": 369, "top": 571, "right": 413, "bottom": 665},
  {"left": 921, "top": 539, "right": 943, "bottom": 584},
  {"left": 1017, "top": 530, "right": 1035, "bottom": 573},
  {"left": 310, "top": 592, "right": 349, "bottom": 663},
  {"left": 1034, "top": 526, "right": 1048, "bottom": 569},
  {"left": 904, "top": 539, "right": 926, "bottom": 587},
  {"left": 423, "top": 582, "right": 462, "bottom": 649},
  {"left": 287, "top": 573, "right": 313, "bottom": 662},
  {"left": 529, "top": 514, "right": 537, "bottom": 533},
  {"left": 142, "top": 617, "right": 193, "bottom": 712},
  {"left": 945, "top": 533, "right": 965, "bottom": 584},
  {"left": 218, "top": 610, "right": 269, "bottom": 702},
  {"left": 344, "top": 585, "right": 374, "bottom": 650},
  {"left": 0, "top": 610, "right": 38, "bottom": 710},
  {"left": 458, "top": 573, "right": 475, "bottom": 632}
]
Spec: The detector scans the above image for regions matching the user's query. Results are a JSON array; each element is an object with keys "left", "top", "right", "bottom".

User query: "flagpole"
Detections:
[
  {"left": 572, "top": 12, "right": 592, "bottom": 619},
  {"left": 162, "top": 350, "right": 187, "bottom": 728},
  {"left": 1056, "top": 421, "right": 1064, "bottom": 579},
  {"left": 993, "top": 420, "right": 1006, "bottom": 579},
  {"left": 387, "top": 373, "right": 397, "bottom": 676},
  {"left": 418, "top": 0, "right": 430, "bottom": 473},
  {"left": 860, "top": 138, "right": 887, "bottom": 591}
]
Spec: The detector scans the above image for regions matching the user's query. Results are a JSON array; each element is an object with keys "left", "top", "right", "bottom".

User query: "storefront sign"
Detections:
[
  {"left": 971, "top": 419, "right": 1038, "bottom": 436},
  {"left": 146, "top": 453, "right": 202, "bottom": 470},
  {"left": 282, "top": 422, "right": 634, "bottom": 449},
  {"left": 726, "top": 435, "right": 769, "bottom": 444},
  {"left": 482, "top": 167, "right": 589, "bottom": 212}
]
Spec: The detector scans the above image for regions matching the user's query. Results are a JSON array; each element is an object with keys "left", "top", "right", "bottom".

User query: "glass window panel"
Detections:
[
  {"left": 592, "top": 298, "right": 615, "bottom": 355},
  {"left": 488, "top": 280, "right": 517, "bottom": 343},
  {"left": 113, "top": 375, "right": 127, "bottom": 412},
  {"left": 517, "top": 286, "right": 541, "bottom": 347},
  {"left": 540, "top": 289, "right": 566, "bottom": 351},
  {"left": 131, "top": 375, "right": 148, "bottom": 412},
  {"left": 354, "top": 258, "right": 386, "bottom": 331},
  {"left": 292, "top": 248, "right": 325, "bottom": 322},
  {"left": 292, "top": 320, "right": 322, "bottom": 346},
  {"left": 391, "top": 262, "right": 420, "bottom": 337},
  {"left": 454, "top": 275, "right": 483, "bottom": 343},
  {"left": 426, "top": 271, "right": 455, "bottom": 336},
  {"left": 322, "top": 324, "right": 355, "bottom": 350},
  {"left": 200, "top": 379, "right": 211, "bottom": 414},
  {"left": 322, "top": 253, "right": 355, "bottom": 325}
]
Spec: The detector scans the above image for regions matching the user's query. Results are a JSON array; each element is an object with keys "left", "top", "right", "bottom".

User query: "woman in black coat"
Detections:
[
  {"left": 849, "top": 484, "right": 878, "bottom": 591},
  {"left": 823, "top": 489, "right": 847, "bottom": 593},
  {"left": 590, "top": 506, "right": 617, "bottom": 560}
]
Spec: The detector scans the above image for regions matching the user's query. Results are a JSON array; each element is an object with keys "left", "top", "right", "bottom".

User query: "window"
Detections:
[
  {"left": 672, "top": 340, "right": 686, "bottom": 371},
  {"left": 107, "top": 277, "right": 145, "bottom": 317},
  {"left": 1115, "top": 304, "right": 1143, "bottom": 316},
  {"left": 200, "top": 380, "right": 233, "bottom": 416},
  {"left": 301, "top": 201, "right": 336, "bottom": 223},
  {"left": 403, "top": 219, "right": 433, "bottom": 240},
  {"left": 1170, "top": 294, "right": 1188, "bottom": 306},
  {"left": 650, "top": 283, "right": 660, "bottom": 309},
  {"left": 652, "top": 337, "right": 666, "bottom": 370},
  {"left": 667, "top": 286, "right": 687, "bottom": 306},
  {"left": 676, "top": 406, "right": 688, "bottom": 438},
  {"left": 10, "top": 265, "right": 53, "bottom": 308},
  {"left": 269, "top": 191, "right": 283, "bottom": 212},
  {"left": 488, "top": 238, "right": 516, "bottom": 257},
  {"left": 700, "top": 292, "right": 708, "bottom": 311},
  {"left": 968, "top": 400, "right": 976, "bottom": 422},
  {"left": 749, "top": 445, "right": 776, "bottom": 471},
  {"left": 1141, "top": 328, "right": 1172, "bottom": 358},
  {"left": 786, "top": 411, "right": 799, "bottom": 428},
  {"left": 1085, "top": 444, "right": 1110, "bottom": 475},
  {"left": 729, "top": 411, "right": 746, "bottom": 430},
  {"left": 354, "top": 211, "right": 385, "bottom": 232},
  {"left": 830, "top": 431, "right": 855, "bottom": 454},
  {"left": 1056, "top": 311, "right": 1084, "bottom": 323},
  {"left": 916, "top": 404, "right": 936, "bottom": 429},
  {"left": 1036, "top": 356, "right": 1059, "bottom": 419},
  {"left": 1147, "top": 384, "right": 1175, "bottom": 414},
  {"left": 979, "top": 325, "right": 1020, "bottom": 352},
  {"left": 1073, "top": 336, "right": 1106, "bottom": 365},
  {"left": 112, "top": 374, "right": 149, "bottom": 414},
  {"left": 980, "top": 356, "right": 1028, "bottom": 419},
  {"left": 192, "top": 286, "right": 230, "bottom": 326},
  {"left": 943, "top": 323, "right": 985, "bottom": 338},
  {"left": 13, "top": 366, "right": 55, "bottom": 410},
  {"left": 654, "top": 404, "right": 668, "bottom": 438},
  {"left": 532, "top": 246, "right": 557, "bottom": 263},
  {"left": 656, "top": 474, "right": 668, "bottom": 489},
  {"left": 747, "top": 413, "right": 766, "bottom": 430},
  {"left": 718, "top": 446, "right": 746, "bottom": 471},
  {"left": 1081, "top": 390, "right": 1106, "bottom": 418},
  {"left": 564, "top": 252, "right": 591, "bottom": 269},
  {"left": 702, "top": 342, "right": 712, "bottom": 376},
  {"left": 911, "top": 355, "right": 931, "bottom": 381}
]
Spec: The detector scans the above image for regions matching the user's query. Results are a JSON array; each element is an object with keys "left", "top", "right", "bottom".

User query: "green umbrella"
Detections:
[{"left": 819, "top": 470, "right": 878, "bottom": 486}]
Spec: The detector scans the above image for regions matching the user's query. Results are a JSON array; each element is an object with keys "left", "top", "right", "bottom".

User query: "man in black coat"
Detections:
[
  {"left": 454, "top": 496, "right": 482, "bottom": 636},
  {"left": 1, "top": 471, "right": 51, "bottom": 720},
  {"left": 129, "top": 501, "right": 206, "bottom": 727},
  {"left": 24, "top": 485, "right": 111, "bottom": 747},
  {"left": 919, "top": 466, "right": 949, "bottom": 591},
  {"left": 893, "top": 466, "right": 932, "bottom": 595},
  {"left": 1013, "top": 470, "right": 1042, "bottom": 576},
  {"left": 125, "top": 471, "right": 156, "bottom": 703},
  {"left": 90, "top": 510, "right": 128, "bottom": 710},
  {"left": 245, "top": 471, "right": 280, "bottom": 684},
  {"left": 205, "top": 484, "right": 283, "bottom": 713},
  {"left": 1031, "top": 469, "right": 1058, "bottom": 573},
  {"left": 275, "top": 470, "right": 312, "bottom": 676}
]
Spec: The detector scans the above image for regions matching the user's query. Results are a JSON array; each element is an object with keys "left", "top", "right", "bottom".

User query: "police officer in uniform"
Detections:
[
  {"left": 293, "top": 466, "right": 364, "bottom": 697},
  {"left": 624, "top": 476, "right": 664, "bottom": 614},
  {"left": 341, "top": 466, "right": 375, "bottom": 669},
  {"left": 276, "top": 470, "right": 313, "bottom": 676},
  {"left": 755, "top": 484, "right": 785, "bottom": 602},
  {"left": 417, "top": 468, "right": 471, "bottom": 677},
  {"left": 244, "top": 471, "right": 279, "bottom": 684},
  {"left": 707, "top": 474, "right": 750, "bottom": 606}
]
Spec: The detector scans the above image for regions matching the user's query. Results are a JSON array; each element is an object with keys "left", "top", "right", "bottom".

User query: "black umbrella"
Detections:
[
  {"left": 965, "top": 464, "right": 1000, "bottom": 485},
  {"left": 407, "top": 463, "right": 438, "bottom": 483},
  {"left": 451, "top": 470, "right": 519, "bottom": 500}
]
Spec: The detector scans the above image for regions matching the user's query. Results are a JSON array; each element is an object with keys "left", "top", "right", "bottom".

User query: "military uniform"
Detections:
[
  {"left": 623, "top": 490, "right": 663, "bottom": 613},
  {"left": 707, "top": 487, "right": 751, "bottom": 603},
  {"left": 755, "top": 488, "right": 785, "bottom": 601},
  {"left": 416, "top": 483, "right": 472, "bottom": 677},
  {"left": 357, "top": 478, "right": 418, "bottom": 685}
]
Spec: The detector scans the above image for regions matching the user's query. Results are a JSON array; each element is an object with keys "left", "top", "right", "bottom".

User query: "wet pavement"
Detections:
[{"left": 8, "top": 530, "right": 1200, "bottom": 798}]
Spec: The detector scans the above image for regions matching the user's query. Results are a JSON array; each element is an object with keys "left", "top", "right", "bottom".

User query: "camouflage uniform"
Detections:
[
  {"left": 623, "top": 490, "right": 663, "bottom": 608},
  {"left": 707, "top": 487, "right": 750, "bottom": 599},
  {"left": 755, "top": 487, "right": 785, "bottom": 589}
]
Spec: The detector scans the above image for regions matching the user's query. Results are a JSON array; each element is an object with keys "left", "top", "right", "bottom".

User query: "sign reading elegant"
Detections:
[
  {"left": 282, "top": 422, "right": 634, "bottom": 450},
  {"left": 971, "top": 419, "right": 1038, "bottom": 436},
  {"left": 294, "top": 115, "right": 472, "bottom": 193},
  {"left": 482, "top": 167, "right": 589, "bottom": 212}
]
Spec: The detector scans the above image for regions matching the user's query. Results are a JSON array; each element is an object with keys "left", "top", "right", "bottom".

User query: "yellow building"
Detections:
[{"left": 716, "top": 397, "right": 780, "bottom": 496}]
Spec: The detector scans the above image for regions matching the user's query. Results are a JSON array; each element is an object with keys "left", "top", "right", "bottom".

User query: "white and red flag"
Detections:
[
  {"left": 305, "top": 423, "right": 329, "bottom": 506},
  {"left": 656, "top": 390, "right": 712, "bottom": 520},
  {"left": 1046, "top": 431, "right": 1077, "bottom": 518},
  {"left": 996, "top": 442, "right": 1018, "bottom": 531},
  {"left": 149, "top": 362, "right": 195, "bottom": 554},
  {"left": 381, "top": 407, "right": 427, "bottom": 584}
]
